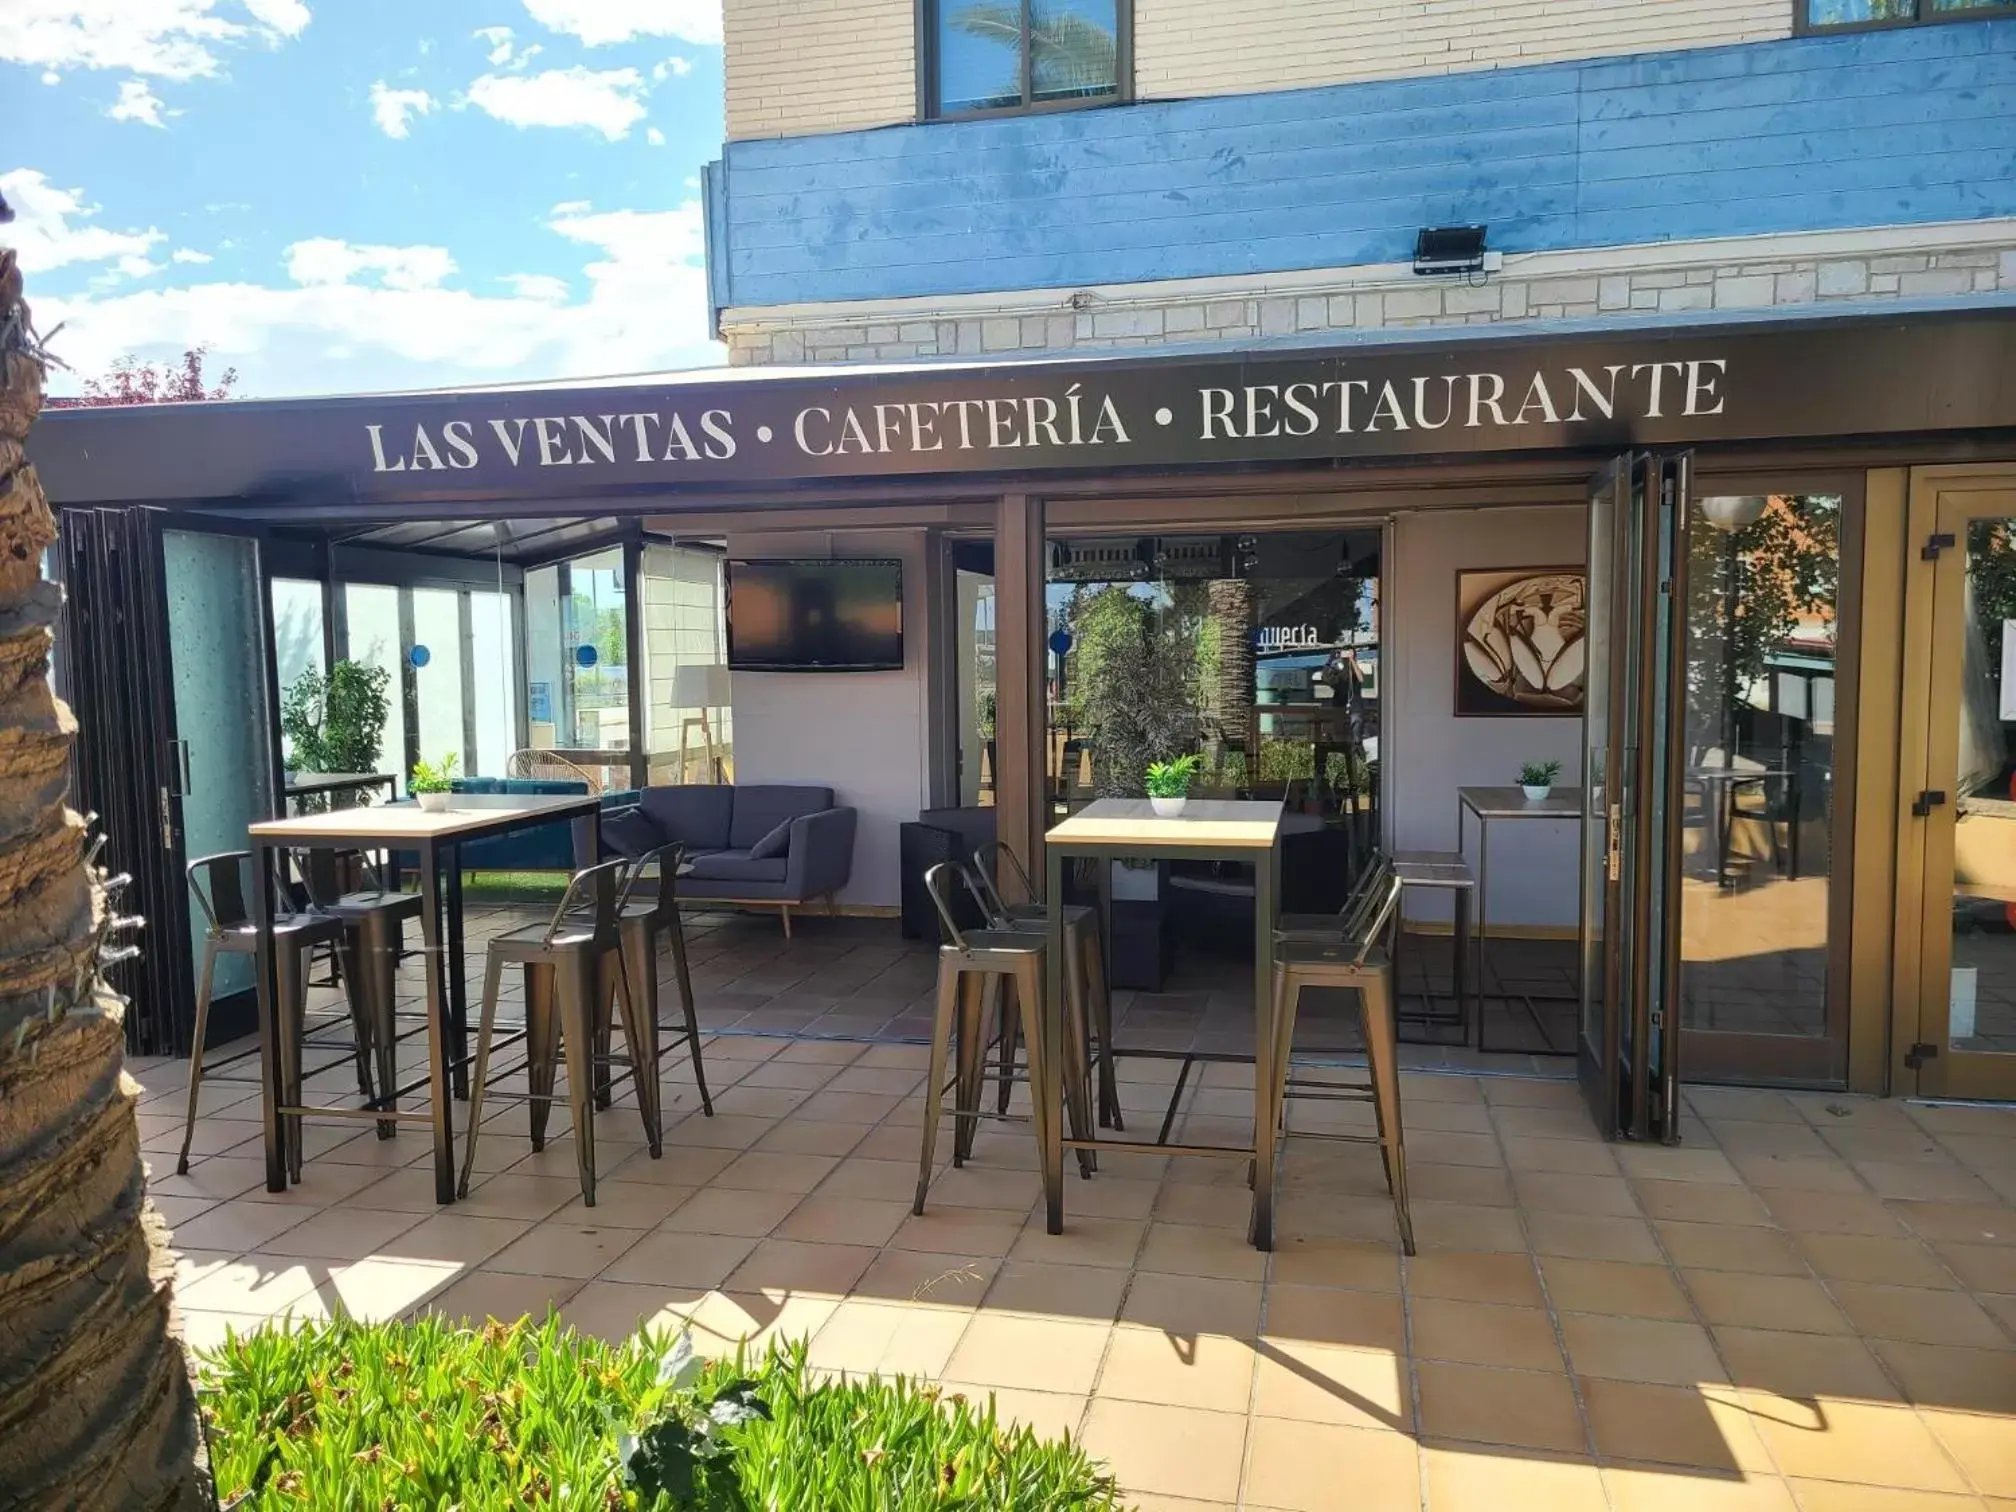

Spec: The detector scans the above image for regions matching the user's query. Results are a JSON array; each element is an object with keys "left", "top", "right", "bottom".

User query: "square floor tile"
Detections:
[
  {"left": 1262, "top": 1284, "right": 1406, "bottom": 1353},
  {"left": 1746, "top": 1394, "right": 1972, "bottom": 1493},
  {"left": 657, "top": 1186, "right": 800, "bottom": 1238},
  {"left": 1119, "top": 1273, "right": 1261, "bottom": 1338},
  {"left": 1560, "top": 1314, "right": 1726, "bottom": 1387},
  {"left": 1681, "top": 1270, "right": 1849, "bottom": 1335},
  {"left": 724, "top": 1238, "right": 879, "bottom": 1297},
  {"left": 805, "top": 1298, "right": 969, "bottom": 1381},
  {"left": 1759, "top": 1188, "right": 1904, "bottom": 1237},
  {"left": 713, "top": 1151, "right": 840, "bottom": 1195},
  {"left": 1633, "top": 1181, "right": 1771, "bottom": 1227},
  {"left": 485, "top": 1223, "right": 642, "bottom": 1281},
  {"left": 1011, "top": 1216, "right": 1149, "bottom": 1272},
  {"left": 1541, "top": 1257, "right": 1693, "bottom": 1321},
  {"left": 1602, "top": 1463, "right": 1799, "bottom": 1512},
  {"left": 1528, "top": 1211, "right": 1666, "bottom": 1265},
  {"left": 1410, "top": 1298, "right": 1564, "bottom": 1371},
  {"left": 1831, "top": 1282, "right": 2005, "bottom": 1348},
  {"left": 1923, "top": 1406, "right": 2016, "bottom": 1499},
  {"left": 1656, "top": 1221, "right": 1807, "bottom": 1276},
  {"left": 983, "top": 1261, "right": 1130, "bottom": 1325},
  {"left": 422, "top": 1268, "right": 582, "bottom": 1325},
  {"left": 892, "top": 1208, "right": 1027, "bottom": 1257},
  {"left": 1580, "top": 1378, "right": 1774, "bottom": 1473},
  {"left": 1872, "top": 1340, "right": 2016, "bottom": 1413},
  {"left": 1244, "top": 1418, "right": 1418, "bottom": 1512},
  {"left": 945, "top": 1313, "right": 1111, "bottom": 1395},
  {"left": 1269, "top": 1238, "right": 1403, "bottom": 1292},
  {"left": 388, "top": 1214, "right": 532, "bottom": 1267},
  {"left": 1405, "top": 1249, "right": 1544, "bottom": 1307},
  {"left": 1250, "top": 1339, "right": 1410, "bottom": 1431},
  {"left": 1712, "top": 1328, "right": 1901, "bottom": 1401},
  {"left": 560, "top": 1278, "right": 702, "bottom": 1342},
  {"left": 850, "top": 1248, "right": 997, "bottom": 1311},
  {"left": 1797, "top": 1233, "right": 1956, "bottom": 1289},
  {"left": 1098, "top": 1327, "right": 1255, "bottom": 1412},
  {"left": 774, "top": 1196, "right": 910, "bottom": 1248},
  {"left": 168, "top": 1199, "right": 312, "bottom": 1254},
  {"left": 1080, "top": 1400, "right": 1247, "bottom": 1505},
  {"left": 1422, "top": 1444, "right": 1608, "bottom": 1512},
  {"left": 599, "top": 1230, "right": 756, "bottom": 1289},
  {"left": 1414, "top": 1361, "right": 1586, "bottom": 1453}
]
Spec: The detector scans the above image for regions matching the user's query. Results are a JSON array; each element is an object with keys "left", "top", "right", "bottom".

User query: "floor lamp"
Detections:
[{"left": 674, "top": 662, "right": 732, "bottom": 784}]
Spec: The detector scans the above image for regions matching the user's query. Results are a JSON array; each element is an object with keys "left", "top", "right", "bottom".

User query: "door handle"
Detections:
[
  {"left": 158, "top": 787, "right": 175, "bottom": 850},
  {"left": 1606, "top": 803, "right": 1623, "bottom": 882}
]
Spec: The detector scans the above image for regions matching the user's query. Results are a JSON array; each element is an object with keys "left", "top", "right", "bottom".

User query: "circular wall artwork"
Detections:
[{"left": 1456, "top": 569, "right": 1586, "bottom": 716}]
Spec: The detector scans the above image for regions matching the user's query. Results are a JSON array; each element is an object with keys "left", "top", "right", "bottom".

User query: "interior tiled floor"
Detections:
[{"left": 136, "top": 910, "right": 2016, "bottom": 1511}]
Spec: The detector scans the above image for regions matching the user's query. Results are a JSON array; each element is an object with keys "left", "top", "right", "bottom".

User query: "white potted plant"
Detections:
[
  {"left": 1145, "top": 754, "right": 1201, "bottom": 818},
  {"left": 410, "top": 753, "right": 457, "bottom": 812},
  {"left": 1518, "top": 759, "right": 1562, "bottom": 803}
]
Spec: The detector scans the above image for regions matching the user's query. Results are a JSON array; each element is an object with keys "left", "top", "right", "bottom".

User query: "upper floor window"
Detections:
[
  {"left": 1805, "top": 0, "right": 2013, "bottom": 28},
  {"left": 926, "top": 0, "right": 1128, "bottom": 119}
]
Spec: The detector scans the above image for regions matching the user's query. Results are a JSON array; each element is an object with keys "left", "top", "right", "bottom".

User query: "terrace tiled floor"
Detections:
[{"left": 134, "top": 940, "right": 2016, "bottom": 1511}]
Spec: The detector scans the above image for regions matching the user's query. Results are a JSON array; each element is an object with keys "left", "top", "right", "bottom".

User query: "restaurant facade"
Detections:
[{"left": 30, "top": 300, "right": 2016, "bottom": 1140}]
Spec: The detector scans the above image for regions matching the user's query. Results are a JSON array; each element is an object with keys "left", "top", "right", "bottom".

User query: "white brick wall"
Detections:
[
  {"left": 1135, "top": 0, "right": 1785, "bottom": 98},
  {"left": 720, "top": 225, "right": 2016, "bottom": 365},
  {"left": 725, "top": 0, "right": 915, "bottom": 141},
  {"left": 723, "top": 0, "right": 1790, "bottom": 140}
]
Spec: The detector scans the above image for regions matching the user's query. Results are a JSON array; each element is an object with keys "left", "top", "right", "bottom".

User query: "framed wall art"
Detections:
[{"left": 1455, "top": 567, "right": 1587, "bottom": 717}]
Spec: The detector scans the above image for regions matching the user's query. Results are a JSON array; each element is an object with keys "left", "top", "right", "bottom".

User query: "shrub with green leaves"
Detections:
[{"left": 199, "top": 1313, "right": 1126, "bottom": 1510}]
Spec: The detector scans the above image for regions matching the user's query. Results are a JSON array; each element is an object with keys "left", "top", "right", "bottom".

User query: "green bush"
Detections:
[{"left": 199, "top": 1314, "right": 1126, "bottom": 1511}]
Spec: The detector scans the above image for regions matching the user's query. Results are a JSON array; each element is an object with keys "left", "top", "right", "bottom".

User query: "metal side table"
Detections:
[{"left": 1456, "top": 786, "right": 1584, "bottom": 1056}]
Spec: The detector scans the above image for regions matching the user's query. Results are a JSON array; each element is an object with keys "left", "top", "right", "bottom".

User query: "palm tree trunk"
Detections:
[
  {"left": 1207, "top": 578, "right": 1256, "bottom": 779},
  {"left": 0, "top": 249, "right": 208, "bottom": 1508}
]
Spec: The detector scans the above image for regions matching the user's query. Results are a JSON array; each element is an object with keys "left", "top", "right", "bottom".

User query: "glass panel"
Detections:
[
  {"left": 640, "top": 544, "right": 731, "bottom": 785},
  {"left": 163, "top": 530, "right": 275, "bottom": 1001},
  {"left": 411, "top": 587, "right": 465, "bottom": 776},
  {"left": 1030, "top": 0, "right": 1119, "bottom": 103},
  {"left": 1807, "top": 0, "right": 1916, "bottom": 21},
  {"left": 957, "top": 567, "right": 997, "bottom": 806},
  {"left": 1679, "top": 495, "right": 1841, "bottom": 1040},
  {"left": 937, "top": 0, "right": 1026, "bottom": 113},
  {"left": 1580, "top": 471, "right": 1620, "bottom": 1068},
  {"left": 1948, "top": 516, "right": 2016, "bottom": 1054},
  {"left": 343, "top": 582, "right": 406, "bottom": 788},
  {"left": 1929, "top": 0, "right": 2014, "bottom": 10},
  {"left": 469, "top": 590, "right": 517, "bottom": 778},
  {"left": 522, "top": 551, "right": 632, "bottom": 791},
  {"left": 270, "top": 578, "right": 325, "bottom": 767}
]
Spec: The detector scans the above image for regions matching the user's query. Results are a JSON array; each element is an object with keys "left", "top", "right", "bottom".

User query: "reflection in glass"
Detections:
[
  {"left": 412, "top": 587, "right": 465, "bottom": 776},
  {"left": 934, "top": 0, "right": 1117, "bottom": 114},
  {"left": 639, "top": 544, "right": 731, "bottom": 785},
  {"left": 1806, "top": 0, "right": 1914, "bottom": 21},
  {"left": 1679, "top": 494, "right": 1841, "bottom": 1039},
  {"left": 343, "top": 582, "right": 406, "bottom": 787},
  {"left": 958, "top": 568, "right": 996, "bottom": 806},
  {"left": 270, "top": 579, "right": 326, "bottom": 739},
  {"left": 469, "top": 590, "right": 518, "bottom": 779},
  {"left": 1948, "top": 517, "right": 2016, "bottom": 1053}
]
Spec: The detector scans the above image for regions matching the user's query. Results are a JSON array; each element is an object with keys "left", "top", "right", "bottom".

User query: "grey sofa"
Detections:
[{"left": 602, "top": 784, "right": 856, "bottom": 937}]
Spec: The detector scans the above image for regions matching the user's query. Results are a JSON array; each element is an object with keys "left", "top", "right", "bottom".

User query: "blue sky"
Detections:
[{"left": 1, "top": 1, "right": 726, "bottom": 397}]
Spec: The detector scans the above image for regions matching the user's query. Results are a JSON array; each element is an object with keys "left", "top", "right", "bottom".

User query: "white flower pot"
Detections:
[
  {"left": 1149, "top": 794, "right": 1188, "bottom": 818},
  {"left": 417, "top": 791, "right": 452, "bottom": 813},
  {"left": 1521, "top": 784, "right": 1551, "bottom": 802}
]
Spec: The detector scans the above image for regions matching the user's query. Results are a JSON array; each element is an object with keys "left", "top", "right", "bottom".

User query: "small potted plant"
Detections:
[
  {"left": 1145, "top": 754, "right": 1202, "bottom": 818},
  {"left": 1519, "top": 759, "right": 1562, "bottom": 803},
  {"left": 410, "top": 753, "right": 457, "bottom": 812}
]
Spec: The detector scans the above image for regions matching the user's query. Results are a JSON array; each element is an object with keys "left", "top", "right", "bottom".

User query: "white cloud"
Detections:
[
  {"left": 0, "top": 0, "right": 312, "bottom": 81},
  {"left": 646, "top": 127, "right": 666, "bottom": 146},
  {"left": 473, "top": 25, "right": 514, "bottom": 64},
  {"left": 171, "top": 248, "right": 213, "bottom": 264},
  {"left": 520, "top": 0, "right": 720, "bottom": 48},
  {"left": 466, "top": 66, "right": 647, "bottom": 141},
  {"left": 41, "top": 69, "right": 60, "bottom": 84},
  {"left": 0, "top": 168, "right": 165, "bottom": 275},
  {"left": 107, "top": 78, "right": 170, "bottom": 126},
  {"left": 651, "top": 56, "right": 692, "bottom": 81},
  {"left": 368, "top": 80, "right": 435, "bottom": 139},
  {"left": 285, "top": 238, "right": 457, "bottom": 292},
  {"left": 34, "top": 197, "right": 718, "bottom": 396}
]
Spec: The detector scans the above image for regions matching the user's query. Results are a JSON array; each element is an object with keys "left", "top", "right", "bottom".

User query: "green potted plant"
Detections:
[
  {"left": 1145, "top": 754, "right": 1202, "bottom": 818},
  {"left": 280, "top": 661, "right": 392, "bottom": 786},
  {"left": 410, "top": 753, "right": 457, "bottom": 812},
  {"left": 1519, "top": 758, "right": 1562, "bottom": 803}
]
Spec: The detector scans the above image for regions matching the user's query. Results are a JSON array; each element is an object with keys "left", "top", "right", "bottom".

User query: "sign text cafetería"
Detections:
[
  {"left": 363, "top": 357, "right": 1732, "bottom": 476},
  {"left": 28, "top": 311, "right": 2016, "bottom": 505}
]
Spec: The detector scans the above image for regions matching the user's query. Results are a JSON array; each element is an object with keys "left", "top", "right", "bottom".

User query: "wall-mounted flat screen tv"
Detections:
[{"left": 725, "top": 558, "right": 904, "bottom": 672}]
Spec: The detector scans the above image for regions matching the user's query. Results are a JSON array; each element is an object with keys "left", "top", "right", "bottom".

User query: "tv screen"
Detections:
[{"left": 726, "top": 558, "right": 904, "bottom": 672}]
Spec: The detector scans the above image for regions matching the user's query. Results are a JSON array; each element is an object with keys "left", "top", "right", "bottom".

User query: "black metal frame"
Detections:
[
  {"left": 1795, "top": 0, "right": 2015, "bottom": 34},
  {"left": 918, "top": 0, "right": 1133, "bottom": 121}
]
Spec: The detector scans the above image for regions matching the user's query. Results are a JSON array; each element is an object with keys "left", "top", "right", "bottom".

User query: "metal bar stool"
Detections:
[
  {"left": 913, "top": 863, "right": 1093, "bottom": 1216},
  {"left": 1390, "top": 849, "right": 1475, "bottom": 1043},
  {"left": 591, "top": 842, "right": 710, "bottom": 1130},
  {"left": 177, "top": 850, "right": 362, "bottom": 1177},
  {"left": 458, "top": 857, "right": 657, "bottom": 1206},
  {"left": 298, "top": 847, "right": 425, "bottom": 1140},
  {"left": 1269, "top": 870, "right": 1415, "bottom": 1255},
  {"left": 969, "top": 840, "right": 1121, "bottom": 1129}
]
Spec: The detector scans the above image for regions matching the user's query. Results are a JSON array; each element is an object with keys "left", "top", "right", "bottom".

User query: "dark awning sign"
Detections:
[{"left": 31, "top": 308, "right": 2016, "bottom": 508}]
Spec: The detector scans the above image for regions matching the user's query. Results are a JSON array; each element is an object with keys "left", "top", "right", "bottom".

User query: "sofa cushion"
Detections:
[
  {"left": 747, "top": 816, "right": 794, "bottom": 860},
  {"left": 684, "top": 848, "right": 788, "bottom": 885},
  {"left": 451, "top": 776, "right": 501, "bottom": 794},
  {"left": 601, "top": 806, "right": 664, "bottom": 859},
  {"left": 728, "top": 785, "right": 834, "bottom": 849},
  {"left": 499, "top": 777, "right": 588, "bottom": 795},
  {"left": 638, "top": 785, "right": 735, "bottom": 850}
]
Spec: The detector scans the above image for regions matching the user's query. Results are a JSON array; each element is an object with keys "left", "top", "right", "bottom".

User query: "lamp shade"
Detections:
[
  {"left": 1698, "top": 495, "right": 1769, "bottom": 533},
  {"left": 673, "top": 662, "right": 733, "bottom": 707}
]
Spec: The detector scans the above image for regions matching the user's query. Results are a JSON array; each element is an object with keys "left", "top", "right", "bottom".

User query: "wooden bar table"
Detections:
[
  {"left": 246, "top": 792, "right": 602, "bottom": 1203},
  {"left": 1042, "top": 798, "right": 1284, "bottom": 1249}
]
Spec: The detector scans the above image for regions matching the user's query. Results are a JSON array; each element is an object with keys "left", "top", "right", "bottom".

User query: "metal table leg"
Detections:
[
  {"left": 1250, "top": 840, "right": 1278, "bottom": 1252},
  {"left": 251, "top": 838, "right": 287, "bottom": 1193},
  {"left": 1041, "top": 846, "right": 1066, "bottom": 1234},
  {"left": 417, "top": 843, "right": 456, "bottom": 1205}
]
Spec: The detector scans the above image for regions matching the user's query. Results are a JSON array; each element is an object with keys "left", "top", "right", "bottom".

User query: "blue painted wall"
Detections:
[{"left": 709, "top": 21, "right": 2016, "bottom": 310}]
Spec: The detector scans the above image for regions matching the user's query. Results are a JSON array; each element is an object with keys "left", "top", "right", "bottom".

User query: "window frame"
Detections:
[
  {"left": 1796, "top": 0, "right": 2014, "bottom": 35},
  {"left": 918, "top": 0, "right": 1133, "bottom": 122}
]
